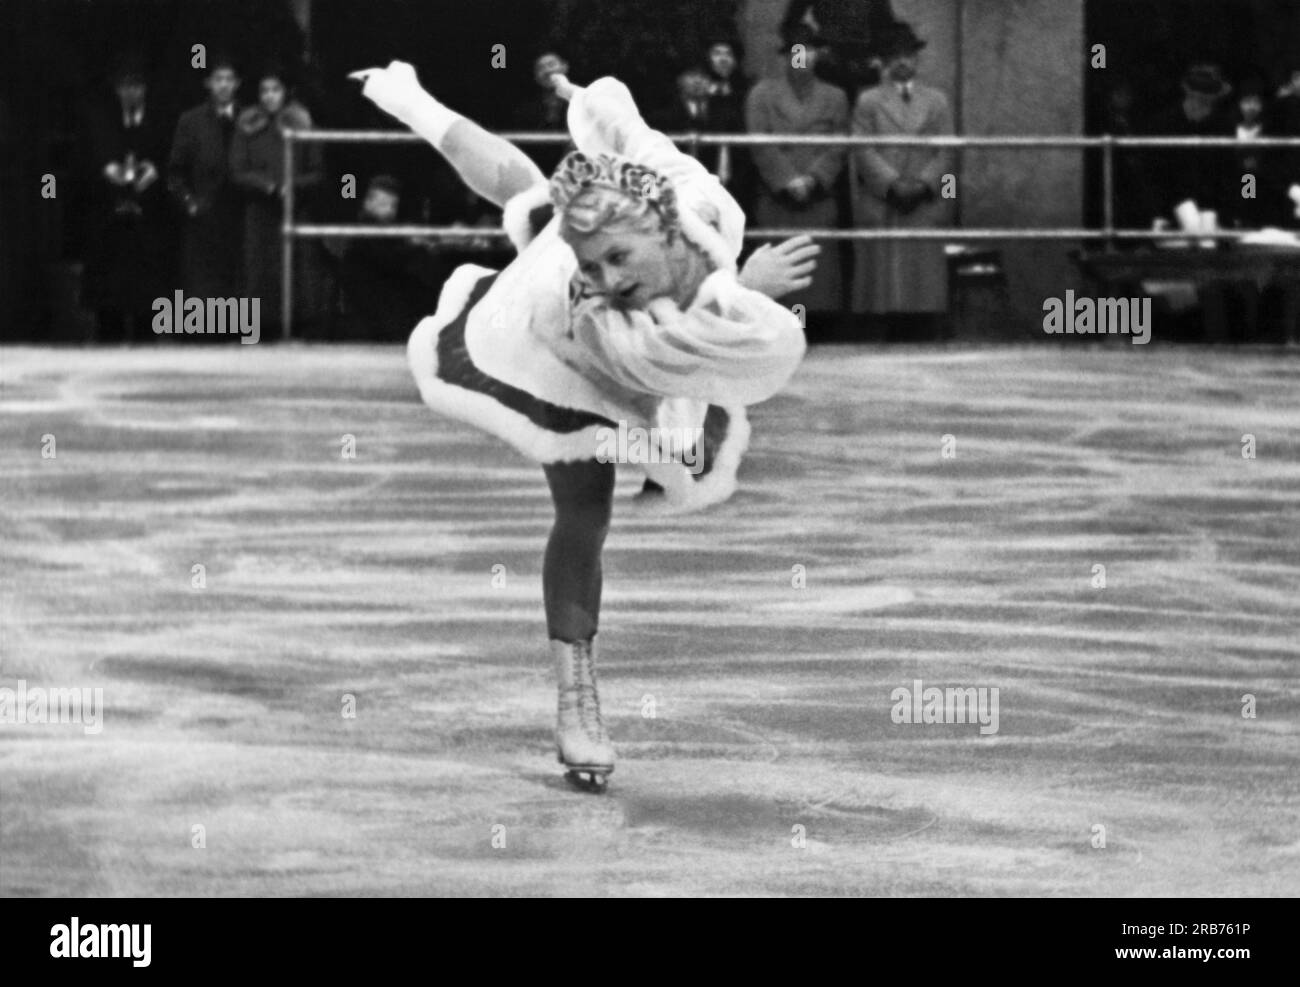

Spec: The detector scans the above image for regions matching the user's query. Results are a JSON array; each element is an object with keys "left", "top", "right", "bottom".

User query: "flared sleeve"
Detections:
[{"left": 570, "top": 270, "right": 806, "bottom": 407}]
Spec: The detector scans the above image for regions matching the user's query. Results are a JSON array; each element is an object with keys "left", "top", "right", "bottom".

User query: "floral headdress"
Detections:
[{"left": 549, "top": 151, "right": 680, "bottom": 233}]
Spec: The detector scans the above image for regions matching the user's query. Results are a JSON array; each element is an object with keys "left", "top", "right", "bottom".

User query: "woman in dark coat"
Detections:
[{"left": 229, "top": 65, "right": 323, "bottom": 335}]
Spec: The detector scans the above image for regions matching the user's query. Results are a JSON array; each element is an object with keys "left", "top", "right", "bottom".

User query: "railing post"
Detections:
[
  {"left": 281, "top": 128, "right": 295, "bottom": 340},
  {"left": 1102, "top": 133, "right": 1116, "bottom": 253}
]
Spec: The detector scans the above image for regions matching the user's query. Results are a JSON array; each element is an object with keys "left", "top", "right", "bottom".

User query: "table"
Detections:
[{"left": 1073, "top": 246, "right": 1300, "bottom": 343}]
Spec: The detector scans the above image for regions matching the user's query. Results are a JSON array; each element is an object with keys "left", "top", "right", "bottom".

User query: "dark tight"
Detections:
[{"left": 542, "top": 459, "right": 615, "bottom": 643}]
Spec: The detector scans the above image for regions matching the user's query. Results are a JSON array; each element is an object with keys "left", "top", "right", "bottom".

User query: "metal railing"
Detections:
[{"left": 280, "top": 129, "right": 1300, "bottom": 337}]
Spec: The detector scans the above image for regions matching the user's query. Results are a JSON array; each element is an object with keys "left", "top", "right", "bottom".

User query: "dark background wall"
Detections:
[
  {"left": 0, "top": 0, "right": 742, "bottom": 338},
  {"left": 4, "top": 0, "right": 1300, "bottom": 339}
]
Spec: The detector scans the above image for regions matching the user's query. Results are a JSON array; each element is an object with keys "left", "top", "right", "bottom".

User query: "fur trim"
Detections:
[
  {"left": 407, "top": 267, "right": 754, "bottom": 508},
  {"left": 502, "top": 183, "right": 554, "bottom": 252},
  {"left": 407, "top": 266, "right": 613, "bottom": 464},
  {"left": 237, "top": 101, "right": 313, "bottom": 136},
  {"left": 676, "top": 191, "right": 738, "bottom": 273},
  {"left": 637, "top": 405, "right": 751, "bottom": 514}
]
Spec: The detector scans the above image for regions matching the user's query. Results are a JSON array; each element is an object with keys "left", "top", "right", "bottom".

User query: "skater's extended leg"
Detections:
[
  {"left": 541, "top": 459, "right": 614, "bottom": 642},
  {"left": 352, "top": 62, "right": 545, "bottom": 208},
  {"left": 439, "top": 118, "right": 546, "bottom": 210}
]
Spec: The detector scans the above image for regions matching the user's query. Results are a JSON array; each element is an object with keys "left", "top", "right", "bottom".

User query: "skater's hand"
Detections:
[
  {"left": 103, "top": 162, "right": 129, "bottom": 187},
  {"left": 739, "top": 235, "right": 820, "bottom": 299},
  {"left": 348, "top": 60, "right": 427, "bottom": 120},
  {"left": 133, "top": 160, "right": 159, "bottom": 193}
]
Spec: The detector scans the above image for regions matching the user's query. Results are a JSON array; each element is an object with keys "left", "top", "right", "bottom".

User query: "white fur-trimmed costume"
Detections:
[{"left": 406, "top": 77, "right": 805, "bottom": 512}]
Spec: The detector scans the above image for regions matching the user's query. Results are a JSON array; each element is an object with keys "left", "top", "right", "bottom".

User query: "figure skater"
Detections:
[{"left": 350, "top": 60, "right": 816, "bottom": 789}]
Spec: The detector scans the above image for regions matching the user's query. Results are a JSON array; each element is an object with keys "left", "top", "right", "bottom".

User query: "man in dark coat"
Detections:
[
  {"left": 167, "top": 55, "right": 243, "bottom": 299},
  {"left": 850, "top": 22, "right": 954, "bottom": 335},
  {"left": 701, "top": 36, "right": 756, "bottom": 213},
  {"left": 747, "top": 25, "right": 849, "bottom": 320},
  {"left": 1224, "top": 78, "right": 1286, "bottom": 230},
  {"left": 704, "top": 35, "right": 748, "bottom": 121},
  {"left": 82, "top": 56, "right": 173, "bottom": 343},
  {"left": 1146, "top": 64, "right": 1235, "bottom": 221},
  {"left": 649, "top": 66, "right": 743, "bottom": 188},
  {"left": 510, "top": 51, "right": 574, "bottom": 178}
]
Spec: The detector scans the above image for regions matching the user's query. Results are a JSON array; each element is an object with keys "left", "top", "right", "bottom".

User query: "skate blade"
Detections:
[
  {"left": 556, "top": 750, "right": 614, "bottom": 772},
  {"left": 564, "top": 768, "right": 611, "bottom": 793}
]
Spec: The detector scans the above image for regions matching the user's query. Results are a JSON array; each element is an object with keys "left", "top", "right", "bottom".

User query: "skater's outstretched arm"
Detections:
[{"left": 351, "top": 61, "right": 545, "bottom": 210}]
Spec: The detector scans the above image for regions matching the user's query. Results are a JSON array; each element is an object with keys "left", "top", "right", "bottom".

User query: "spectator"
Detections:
[
  {"left": 781, "top": 0, "right": 898, "bottom": 99},
  {"left": 702, "top": 36, "right": 754, "bottom": 209},
  {"left": 511, "top": 50, "right": 573, "bottom": 177},
  {"left": 229, "top": 62, "right": 323, "bottom": 334},
  {"left": 167, "top": 55, "right": 244, "bottom": 300},
  {"left": 327, "top": 174, "right": 442, "bottom": 340},
  {"left": 746, "top": 24, "right": 848, "bottom": 323},
  {"left": 650, "top": 67, "right": 740, "bottom": 190},
  {"left": 1147, "top": 64, "right": 1234, "bottom": 221},
  {"left": 849, "top": 22, "right": 953, "bottom": 338},
  {"left": 1225, "top": 77, "right": 1284, "bottom": 229},
  {"left": 1273, "top": 63, "right": 1300, "bottom": 134},
  {"left": 1271, "top": 66, "right": 1300, "bottom": 221},
  {"left": 704, "top": 36, "right": 747, "bottom": 109},
  {"left": 81, "top": 54, "right": 172, "bottom": 343}
]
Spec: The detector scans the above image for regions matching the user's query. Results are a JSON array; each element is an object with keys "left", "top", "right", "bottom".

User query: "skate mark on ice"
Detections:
[
  {"left": 761, "top": 585, "right": 917, "bottom": 614},
  {"left": 795, "top": 795, "right": 938, "bottom": 843},
  {"left": 615, "top": 717, "right": 779, "bottom": 763}
]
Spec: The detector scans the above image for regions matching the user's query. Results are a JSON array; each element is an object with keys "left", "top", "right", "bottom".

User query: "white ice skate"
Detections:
[{"left": 551, "top": 638, "right": 614, "bottom": 791}]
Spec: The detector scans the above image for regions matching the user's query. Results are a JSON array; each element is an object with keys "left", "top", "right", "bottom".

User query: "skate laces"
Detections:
[{"left": 575, "top": 643, "right": 607, "bottom": 743}]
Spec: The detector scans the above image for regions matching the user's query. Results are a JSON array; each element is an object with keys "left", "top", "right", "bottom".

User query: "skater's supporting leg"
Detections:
[
  {"left": 541, "top": 459, "right": 614, "bottom": 642},
  {"left": 544, "top": 459, "right": 617, "bottom": 783}
]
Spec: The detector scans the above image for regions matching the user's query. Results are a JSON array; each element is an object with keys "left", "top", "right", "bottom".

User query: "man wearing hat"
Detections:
[
  {"left": 1146, "top": 63, "right": 1234, "bottom": 222},
  {"left": 82, "top": 54, "right": 173, "bottom": 344},
  {"left": 781, "top": 0, "right": 898, "bottom": 97},
  {"left": 746, "top": 24, "right": 849, "bottom": 326},
  {"left": 849, "top": 22, "right": 953, "bottom": 338}
]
